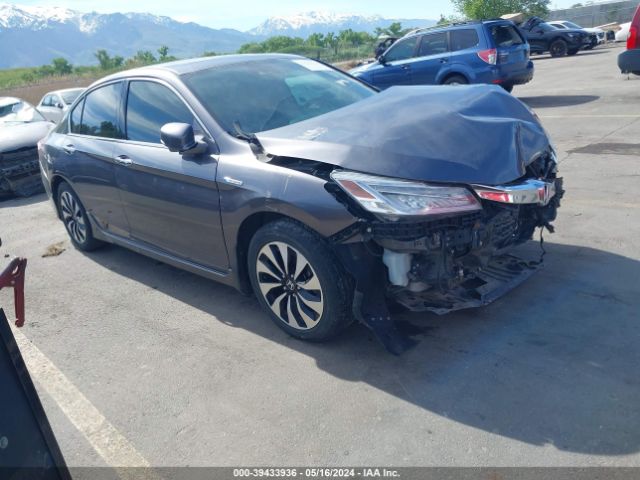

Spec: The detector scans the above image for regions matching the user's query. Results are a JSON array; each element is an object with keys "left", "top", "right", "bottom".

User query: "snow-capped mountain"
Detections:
[
  {"left": 0, "top": 3, "right": 254, "bottom": 68},
  {"left": 249, "top": 11, "right": 436, "bottom": 37},
  {"left": 0, "top": 4, "right": 436, "bottom": 69}
]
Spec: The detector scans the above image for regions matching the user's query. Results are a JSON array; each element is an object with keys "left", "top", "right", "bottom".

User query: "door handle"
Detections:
[
  {"left": 114, "top": 155, "right": 133, "bottom": 166},
  {"left": 62, "top": 144, "right": 75, "bottom": 155},
  {"left": 440, "top": 58, "right": 448, "bottom": 63},
  {"left": 401, "top": 65, "right": 410, "bottom": 70}
]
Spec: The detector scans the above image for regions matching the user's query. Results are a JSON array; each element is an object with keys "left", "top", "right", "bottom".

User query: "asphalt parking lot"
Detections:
[{"left": 1, "top": 44, "right": 639, "bottom": 468}]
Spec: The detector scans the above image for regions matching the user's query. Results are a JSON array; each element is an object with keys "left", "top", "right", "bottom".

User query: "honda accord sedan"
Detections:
[{"left": 39, "top": 54, "right": 563, "bottom": 353}]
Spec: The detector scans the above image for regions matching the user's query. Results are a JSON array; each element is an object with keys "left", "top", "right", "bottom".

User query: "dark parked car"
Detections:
[
  {"left": 351, "top": 20, "right": 533, "bottom": 93},
  {"left": 518, "top": 17, "right": 590, "bottom": 57},
  {"left": 618, "top": 4, "right": 640, "bottom": 75},
  {"left": 1, "top": 97, "right": 53, "bottom": 197},
  {"left": 39, "top": 55, "right": 562, "bottom": 353}
]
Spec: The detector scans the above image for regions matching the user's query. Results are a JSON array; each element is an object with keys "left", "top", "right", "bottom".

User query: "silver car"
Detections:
[{"left": 36, "top": 88, "right": 85, "bottom": 123}]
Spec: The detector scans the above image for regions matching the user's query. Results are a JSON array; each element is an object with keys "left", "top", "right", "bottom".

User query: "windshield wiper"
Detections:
[{"left": 232, "top": 121, "right": 265, "bottom": 157}]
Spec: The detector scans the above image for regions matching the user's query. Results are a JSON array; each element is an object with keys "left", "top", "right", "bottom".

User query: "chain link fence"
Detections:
[{"left": 547, "top": 0, "right": 639, "bottom": 27}]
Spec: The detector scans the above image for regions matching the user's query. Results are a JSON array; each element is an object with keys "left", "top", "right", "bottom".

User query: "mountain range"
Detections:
[{"left": 0, "top": 4, "right": 435, "bottom": 68}]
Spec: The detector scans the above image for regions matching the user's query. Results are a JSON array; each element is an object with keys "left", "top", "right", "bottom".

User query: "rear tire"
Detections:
[
  {"left": 443, "top": 74, "right": 468, "bottom": 86},
  {"left": 56, "top": 182, "right": 103, "bottom": 251},
  {"left": 550, "top": 39, "right": 568, "bottom": 57},
  {"left": 502, "top": 84, "right": 514, "bottom": 93},
  {"left": 248, "top": 219, "right": 353, "bottom": 342}
]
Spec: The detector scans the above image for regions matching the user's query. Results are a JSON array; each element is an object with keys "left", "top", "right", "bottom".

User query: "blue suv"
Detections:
[{"left": 350, "top": 20, "right": 534, "bottom": 93}]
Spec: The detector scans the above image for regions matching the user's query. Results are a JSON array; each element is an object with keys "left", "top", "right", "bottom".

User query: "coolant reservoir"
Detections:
[{"left": 382, "top": 250, "right": 412, "bottom": 287}]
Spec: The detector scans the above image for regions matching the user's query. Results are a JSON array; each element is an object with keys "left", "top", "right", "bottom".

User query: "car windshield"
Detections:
[
  {"left": 61, "top": 89, "right": 83, "bottom": 105},
  {"left": 0, "top": 100, "right": 45, "bottom": 125},
  {"left": 564, "top": 21, "right": 582, "bottom": 29},
  {"left": 184, "top": 57, "right": 376, "bottom": 134},
  {"left": 539, "top": 22, "right": 558, "bottom": 32}
]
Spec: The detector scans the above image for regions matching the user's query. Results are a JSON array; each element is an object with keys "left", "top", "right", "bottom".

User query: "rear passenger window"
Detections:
[
  {"left": 418, "top": 32, "right": 449, "bottom": 56},
  {"left": 384, "top": 36, "right": 419, "bottom": 62},
  {"left": 491, "top": 25, "right": 524, "bottom": 47},
  {"left": 126, "top": 81, "right": 195, "bottom": 144},
  {"left": 70, "top": 99, "right": 84, "bottom": 134},
  {"left": 449, "top": 29, "right": 480, "bottom": 52},
  {"left": 79, "top": 83, "right": 123, "bottom": 138}
]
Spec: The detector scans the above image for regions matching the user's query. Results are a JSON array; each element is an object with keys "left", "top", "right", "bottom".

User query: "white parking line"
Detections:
[
  {"left": 11, "top": 326, "right": 154, "bottom": 474},
  {"left": 539, "top": 114, "right": 640, "bottom": 118}
]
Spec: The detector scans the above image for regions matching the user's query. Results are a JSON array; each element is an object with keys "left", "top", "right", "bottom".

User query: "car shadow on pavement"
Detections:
[
  {"left": 531, "top": 49, "right": 610, "bottom": 61},
  {"left": 83, "top": 240, "right": 639, "bottom": 456},
  {"left": 519, "top": 95, "right": 599, "bottom": 108},
  {"left": 0, "top": 192, "right": 47, "bottom": 208}
]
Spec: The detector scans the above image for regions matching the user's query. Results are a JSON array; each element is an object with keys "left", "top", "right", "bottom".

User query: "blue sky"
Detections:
[{"left": 17, "top": 0, "right": 578, "bottom": 30}]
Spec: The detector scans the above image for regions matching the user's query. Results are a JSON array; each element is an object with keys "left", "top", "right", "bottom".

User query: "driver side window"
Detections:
[
  {"left": 125, "top": 81, "right": 196, "bottom": 144},
  {"left": 384, "top": 36, "right": 419, "bottom": 62}
]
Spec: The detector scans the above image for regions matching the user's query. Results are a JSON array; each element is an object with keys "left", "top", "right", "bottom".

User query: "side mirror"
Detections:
[
  {"left": 378, "top": 54, "right": 387, "bottom": 65},
  {"left": 160, "top": 123, "right": 207, "bottom": 155},
  {"left": 56, "top": 102, "right": 64, "bottom": 109}
]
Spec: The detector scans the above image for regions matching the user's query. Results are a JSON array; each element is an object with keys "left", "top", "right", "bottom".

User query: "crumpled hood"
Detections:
[
  {"left": 255, "top": 85, "right": 551, "bottom": 186},
  {"left": 0, "top": 121, "right": 53, "bottom": 153}
]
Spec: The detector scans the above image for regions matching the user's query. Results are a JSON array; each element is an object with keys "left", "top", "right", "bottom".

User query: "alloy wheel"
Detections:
[
  {"left": 255, "top": 241, "right": 324, "bottom": 330},
  {"left": 60, "top": 191, "right": 87, "bottom": 244}
]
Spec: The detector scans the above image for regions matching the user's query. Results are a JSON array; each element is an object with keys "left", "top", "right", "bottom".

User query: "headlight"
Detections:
[{"left": 330, "top": 170, "right": 481, "bottom": 219}]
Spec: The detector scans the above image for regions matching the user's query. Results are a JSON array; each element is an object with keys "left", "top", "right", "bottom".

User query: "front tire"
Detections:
[
  {"left": 550, "top": 39, "right": 568, "bottom": 57},
  {"left": 443, "top": 75, "right": 468, "bottom": 86},
  {"left": 248, "top": 219, "right": 353, "bottom": 342},
  {"left": 57, "top": 182, "right": 102, "bottom": 251}
]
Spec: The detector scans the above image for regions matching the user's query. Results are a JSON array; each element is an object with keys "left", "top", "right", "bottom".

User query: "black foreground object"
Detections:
[{"left": 0, "top": 308, "right": 71, "bottom": 480}]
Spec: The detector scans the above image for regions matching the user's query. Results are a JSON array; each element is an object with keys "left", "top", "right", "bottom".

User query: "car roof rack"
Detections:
[{"left": 401, "top": 18, "right": 507, "bottom": 38}]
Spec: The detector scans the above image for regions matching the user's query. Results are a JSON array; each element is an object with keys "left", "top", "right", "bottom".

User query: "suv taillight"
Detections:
[
  {"left": 477, "top": 48, "right": 497, "bottom": 65},
  {"left": 628, "top": 25, "right": 638, "bottom": 49}
]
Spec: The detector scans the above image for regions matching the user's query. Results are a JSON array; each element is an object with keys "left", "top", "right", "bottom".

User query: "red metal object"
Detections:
[{"left": 0, "top": 257, "right": 27, "bottom": 327}]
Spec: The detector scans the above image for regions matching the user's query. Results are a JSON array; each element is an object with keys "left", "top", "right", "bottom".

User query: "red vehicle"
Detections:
[{"left": 618, "top": 4, "right": 640, "bottom": 75}]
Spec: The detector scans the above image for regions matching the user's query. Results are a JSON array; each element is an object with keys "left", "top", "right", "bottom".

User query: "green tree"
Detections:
[
  {"left": 95, "top": 49, "right": 113, "bottom": 69},
  {"left": 452, "top": 0, "right": 550, "bottom": 19},
  {"left": 387, "top": 22, "right": 404, "bottom": 36},
  {"left": 158, "top": 45, "right": 169, "bottom": 61},
  {"left": 132, "top": 50, "right": 157, "bottom": 64},
  {"left": 37, "top": 65, "right": 54, "bottom": 77},
  {"left": 51, "top": 57, "right": 73, "bottom": 75},
  {"left": 238, "top": 42, "right": 266, "bottom": 53}
]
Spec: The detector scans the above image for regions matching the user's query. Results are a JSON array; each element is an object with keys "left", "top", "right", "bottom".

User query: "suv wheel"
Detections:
[
  {"left": 502, "top": 84, "right": 514, "bottom": 93},
  {"left": 57, "top": 182, "right": 103, "bottom": 251},
  {"left": 248, "top": 219, "right": 353, "bottom": 342},
  {"left": 443, "top": 75, "right": 468, "bottom": 86},
  {"left": 550, "top": 39, "right": 568, "bottom": 57}
]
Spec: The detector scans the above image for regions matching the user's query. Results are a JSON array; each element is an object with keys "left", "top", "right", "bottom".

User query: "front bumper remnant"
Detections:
[{"left": 391, "top": 254, "right": 540, "bottom": 314}]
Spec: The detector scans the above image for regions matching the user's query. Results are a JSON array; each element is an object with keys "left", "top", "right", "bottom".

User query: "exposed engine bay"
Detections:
[
  {"left": 0, "top": 146, "right": 45, "bottom": 197},
  {"left": 325, "top": 151, "right": 564, "bottom": 354}
]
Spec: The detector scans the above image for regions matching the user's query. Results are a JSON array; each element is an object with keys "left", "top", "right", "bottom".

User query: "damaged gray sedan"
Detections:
[
  {"left": 39, "top": 54, "right": 562, "bottom": 353},
  {"left": 1, "top": 97, "right": 53, "bottom": 197}
]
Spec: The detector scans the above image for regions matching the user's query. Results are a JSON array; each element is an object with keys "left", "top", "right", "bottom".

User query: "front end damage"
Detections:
[
  {"left": 330, "top": 152, "right": 563, "bottom": 354},
  {"left": 0, "top": 146, "right": 44, "bottom": 197}
]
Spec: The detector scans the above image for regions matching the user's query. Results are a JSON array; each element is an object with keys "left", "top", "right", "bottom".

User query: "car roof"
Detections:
[
  {"left": 401, "top": 18, "right": 513, "bottom": 39},
  {"left": 0, "top": 96, "right": 23, "bottom": 107},
  {"left": 92, "top": 53, "right": 306, "bottom": 87}
]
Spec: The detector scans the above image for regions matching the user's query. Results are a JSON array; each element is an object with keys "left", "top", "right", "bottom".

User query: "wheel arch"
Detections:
[
  {"left": 440, "top": 70, "right": 471, "bottom": 84},
  {"left": 50, "top": 173, "right": 73, "bottom": 219}
]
